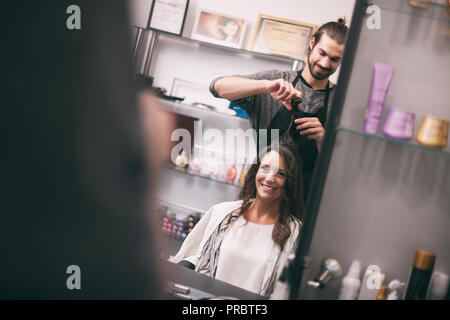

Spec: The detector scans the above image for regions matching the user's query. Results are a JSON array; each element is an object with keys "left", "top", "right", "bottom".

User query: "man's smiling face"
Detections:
[{"left": 308, "top": 33, "right": 345, "bottom": 80}]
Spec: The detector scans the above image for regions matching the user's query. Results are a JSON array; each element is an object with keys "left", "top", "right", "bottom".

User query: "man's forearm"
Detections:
[{"left": 213, "top": 76, "right": 269, "bottom": 101}]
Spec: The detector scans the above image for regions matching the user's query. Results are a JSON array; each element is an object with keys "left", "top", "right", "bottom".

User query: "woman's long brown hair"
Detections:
[{"left": 238, "top": 144, "right": 304, "bottom": 251}]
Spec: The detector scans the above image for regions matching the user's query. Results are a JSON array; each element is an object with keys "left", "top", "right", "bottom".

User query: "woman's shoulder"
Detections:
[
  {"left": 210, "top": 200, "right": 243, "bottom": 211},
  {"left": 205, "top": 200, "right": 243, "bottom": 219}
]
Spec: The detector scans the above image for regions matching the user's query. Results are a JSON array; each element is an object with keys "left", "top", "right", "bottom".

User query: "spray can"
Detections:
[{"left": 405, "top": 249, "right": 436, "bottom": 300}]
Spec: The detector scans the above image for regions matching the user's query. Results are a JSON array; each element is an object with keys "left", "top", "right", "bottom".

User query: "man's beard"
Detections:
[{"left": 308, "top": 57, "right": 333, "bottom": 80}]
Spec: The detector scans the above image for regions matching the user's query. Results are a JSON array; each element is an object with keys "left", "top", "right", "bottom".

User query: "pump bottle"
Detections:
[{"left": 338, "top": 260, "right": 362, "bottom": 300}]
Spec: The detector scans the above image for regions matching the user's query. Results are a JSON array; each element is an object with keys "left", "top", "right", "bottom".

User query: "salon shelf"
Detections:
[
  {"left": 156, "top": 32, "right": 303, "bottom": 66},
  {"left": 155, "top": 199, "right": 196, "bottom": 258},
  {"left": 157, "top": 97, "right": 248, "bottom": 121},
  {"left": 162, "top": 163, "right": 243, "bottom": 188},
  {"left": 335, "top": 125, "right": 450, "bottom": 155},
  {"left": 156, "top": 198, "right": 206, "bottom": 215},
  {"left": 377, "top": 0, "right": 450, "bottom": 22}
]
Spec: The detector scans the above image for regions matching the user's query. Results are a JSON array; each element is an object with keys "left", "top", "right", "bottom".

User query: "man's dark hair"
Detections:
[{"left": 307, "top": 17, "right": 349, "bottom": 55}]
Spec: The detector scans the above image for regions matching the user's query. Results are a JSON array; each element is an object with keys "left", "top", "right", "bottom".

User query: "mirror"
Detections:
[{"left": 131, "top": 0, "right": 356, "bottom": 298}]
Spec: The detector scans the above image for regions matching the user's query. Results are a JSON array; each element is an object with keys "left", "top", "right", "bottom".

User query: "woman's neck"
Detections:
[{"left": 245, "top": 197, "right": 279, "bottom": 225}]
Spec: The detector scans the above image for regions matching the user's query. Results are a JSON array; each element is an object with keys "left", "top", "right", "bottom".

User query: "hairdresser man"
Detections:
[{"left": 210, "top": 19, "right": 348, "bottom": 200}]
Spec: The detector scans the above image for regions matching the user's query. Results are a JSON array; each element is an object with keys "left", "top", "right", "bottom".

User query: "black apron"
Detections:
[{"left": 262, "top": 71, "right": 330, "bottom": 200}]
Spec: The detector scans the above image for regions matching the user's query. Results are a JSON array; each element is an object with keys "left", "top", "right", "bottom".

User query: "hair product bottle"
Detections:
[
  {"left": 364, "top": 62, "right": 395, "bottom": 134},
  {"left": 416, "top": 115, "right": 449, "bottom": 149},
  {"left": 405, "top": 249, "right": 436, "bottom": 300},
  {"left": 376, "top": 285, "right": 388, "bottom": 300},
  {"left": 338, "top": 260, "right": 362, "bottom": 300},
  {"left": 426, "top": 271, "right": 449, "bottom": 300},
  {"left": 358, "top": 265, "right": 385, "bottom": 300},
  {"left": 386, "top": 279, "right": 406, "bottom": 300}
]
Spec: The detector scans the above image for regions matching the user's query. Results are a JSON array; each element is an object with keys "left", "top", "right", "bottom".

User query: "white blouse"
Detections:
[{"left": 215, "top": 215, "right": 276, "bottom": 294}]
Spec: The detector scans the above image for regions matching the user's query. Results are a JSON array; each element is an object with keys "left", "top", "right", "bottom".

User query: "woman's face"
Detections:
[{"left": 255, "top": 151, "right": 287, "bottom": 202}]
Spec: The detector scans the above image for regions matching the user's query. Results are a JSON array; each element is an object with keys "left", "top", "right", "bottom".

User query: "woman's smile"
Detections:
[{"left": 260, "top": 183, "right": 278, "bottom": 193}]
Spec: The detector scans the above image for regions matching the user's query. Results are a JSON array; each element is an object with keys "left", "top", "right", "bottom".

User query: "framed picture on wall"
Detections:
[
  {"left": 147, "top": 0, "right": 190, "bottom": 35},
  {"left": 249, "top": 14, "right": 318, "bottom": 60},
  {"left": 191, "top": 10, "right": 247, "bottom": 49}
]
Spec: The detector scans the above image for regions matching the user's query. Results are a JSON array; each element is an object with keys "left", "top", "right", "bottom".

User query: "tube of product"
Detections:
[{"left": 364, "top": 62, "right": 395, "bottom": 134}]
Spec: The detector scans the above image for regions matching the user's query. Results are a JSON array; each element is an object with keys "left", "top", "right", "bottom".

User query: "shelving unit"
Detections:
[
  {"left": 378, "top": 0, "right": 450, "bottom": 22},
  {"left": 133, "top": 24, "right": 306, "bottom": 70},
  {"left": 132, "top": 26, "right": 305, "bottom": 81},
  {"left": 155, "top": 96, "right": 250, "bottom": 217},
  {"left": 155, "top": 198, "right": 204, "bottom": 259},
  {"left": 156, "top": 97, "right": 247, "bottom": 121},
  {"left": 162, "top": 163, "right": 244, "bottom": 188},
  {"left": 336, "top": 125, "right": 450, "bottom": 156},
  {"left": 156, "top": 97, "right": 253, "bottom": 189},
  {"left": 156, "top": 198, "right": 206, "bottom": 215},
  {"left": 293, "top": 0, "right": 450, "bottom": 300},
  {"left": 157, "top": 32, "right": 305, "bottom": 67}
]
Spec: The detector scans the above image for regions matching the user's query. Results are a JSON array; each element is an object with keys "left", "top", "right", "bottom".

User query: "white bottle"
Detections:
[
  {"left": 387, "top": 279, "right": 405, "bottom": 300},
  {"left": 426, "top": 271, "right": 449, "bottom": 300},
  {"left": 338, "top": 260, "right": 362, "bottom": 300},
  {"left": 358, "top": 265, "right": 385, "bottom": 300}
]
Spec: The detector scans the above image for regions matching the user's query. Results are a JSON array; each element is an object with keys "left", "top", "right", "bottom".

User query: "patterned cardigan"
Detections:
[{"left": 170, "top": 200, "right": 302, "bottom": 297}]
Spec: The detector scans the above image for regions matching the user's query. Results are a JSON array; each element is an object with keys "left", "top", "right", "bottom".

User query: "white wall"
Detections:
[
  {"left": 180, "top": 0, "right": 356, "bottom": 45},
  {"left": 128, "top": 0, "right": 356, "bottom": 106}
]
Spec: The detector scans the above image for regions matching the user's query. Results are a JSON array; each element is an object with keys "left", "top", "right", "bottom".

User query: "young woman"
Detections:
[{"left": 171, "top": 144, "right": 304, "bottom": 296}]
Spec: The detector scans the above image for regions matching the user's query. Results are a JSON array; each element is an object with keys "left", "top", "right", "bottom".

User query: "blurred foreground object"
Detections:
[{"left": 1, "top": 0, "right": 163, "bottom": 298}]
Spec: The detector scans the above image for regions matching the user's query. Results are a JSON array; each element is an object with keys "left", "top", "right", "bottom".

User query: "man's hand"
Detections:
[
  {"left": 265, "top": 79, "right": 303, "bottom": 111},
  {"left": 295, "top": 117, "right": 325, "bottom": 151}
]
